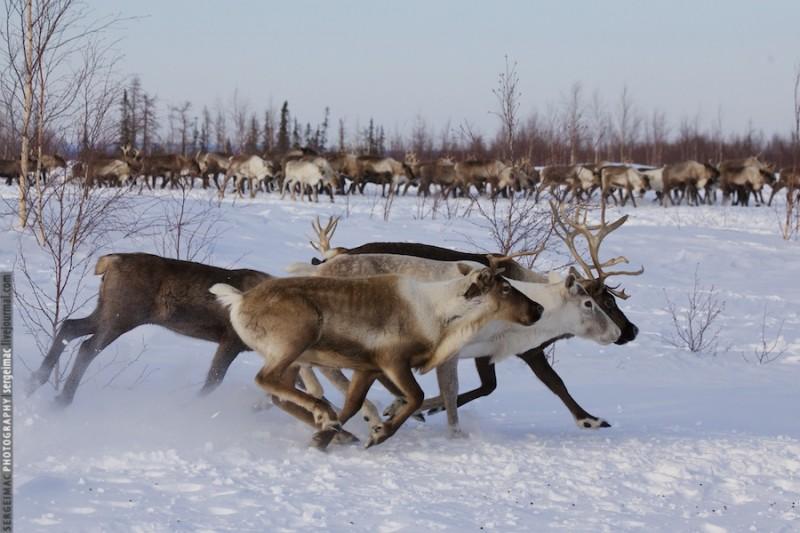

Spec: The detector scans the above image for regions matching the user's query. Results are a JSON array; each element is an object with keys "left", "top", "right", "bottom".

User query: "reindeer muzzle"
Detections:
[
  {"left": 615, "top": 322, "right": 639, "bottom": 345},
  {"left": 522, "top": 300, "right": 544, "bottom": 326}
]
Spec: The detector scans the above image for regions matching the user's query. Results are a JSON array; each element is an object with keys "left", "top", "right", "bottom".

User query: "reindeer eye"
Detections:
[
  {"left": 501, "top": 282, "right": 511, "bottom": 294},
  {"left": 584, "top": 300, "right": 593, "bottom": 309}
]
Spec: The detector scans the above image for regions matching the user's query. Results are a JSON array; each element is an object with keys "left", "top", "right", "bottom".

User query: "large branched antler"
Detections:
[
  {"left": 549, "top": 201, "right": 643, "bottom": 299},
  {"left": 310, "top": 215, "right": 340, "bottom": 256}
]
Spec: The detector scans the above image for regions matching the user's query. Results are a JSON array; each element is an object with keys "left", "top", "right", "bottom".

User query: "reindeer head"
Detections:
[
  {"left": 550, "top": 202, "right": 643, "bottom": 344},
  {"left": 459, "top": 262, "right": 543, "bottom": 327}
]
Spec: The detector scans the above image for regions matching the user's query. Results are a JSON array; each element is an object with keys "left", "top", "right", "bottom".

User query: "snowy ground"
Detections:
[{"left": 6, "top": 185, "right": 800, "bottom": 532}]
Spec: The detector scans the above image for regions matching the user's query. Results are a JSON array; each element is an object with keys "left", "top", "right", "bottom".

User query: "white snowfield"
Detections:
[{"left": 6, "top": 185, "right": 800, "bottom": 532}]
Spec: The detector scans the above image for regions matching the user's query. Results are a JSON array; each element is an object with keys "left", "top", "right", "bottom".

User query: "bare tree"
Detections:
[
  {"left": 230, "top": 90, "right": 248, "bottom": 153},
  {"left": 664, "top": 267, "right": 725, "bottom": 355},
  {"left": 588, "top": 90, "right": 609, "bottom": 163},
  {"left": 2, "top": 0, "right": 122, "bottom": 226},
  {"left": 614, "top": 85, "right": 641, "bottom": 162},
  {"left": 648, "top": 110, "right": 669, "bottom": 165},
  {"left": 491, "top": 55, "right": 521, "bottom": 161},
  {"left": 783, "top": 64, "right": 800, "bottom": 240},
  {"left": 562, "top": 81, "right": 585, "bottom": 165},
  {"left": 173, "top": 100, "right": 191, "bottom": 155}
]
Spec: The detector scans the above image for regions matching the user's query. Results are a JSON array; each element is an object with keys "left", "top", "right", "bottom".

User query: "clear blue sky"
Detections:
[{"left": 91, "top": 0, "right": 800, "bottom": 140}]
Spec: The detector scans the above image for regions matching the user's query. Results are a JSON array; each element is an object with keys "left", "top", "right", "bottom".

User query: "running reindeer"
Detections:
[{"left": 292, "top": 208, "right": 642, "bottom": 436}]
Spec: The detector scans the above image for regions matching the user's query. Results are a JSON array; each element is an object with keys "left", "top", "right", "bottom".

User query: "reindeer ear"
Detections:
[
  {"left": 464, "top": 268, "right": 493, "bottom": 299},
  {"left": 565, "top": 273, "right": 576, "bottom": 289},
  {"left": 457, "top": 263, "right": 474, "bottom": 276},
  {"left": 568, "top": 266, "right": 582, "bottom": 280}
]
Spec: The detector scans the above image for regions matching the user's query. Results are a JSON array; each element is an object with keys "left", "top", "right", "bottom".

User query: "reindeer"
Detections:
[
  {"left": 296, "top": 213, "right": 641, "bottom": 434},
  {"left": 411, "top": 157, "right": 458, "bottom": 197},
  {"left": 139, "top": 153, "right": 198, "bottom": 189},
  {"left": 641, "top": 166, "right": 665, "bottom": 203},
  {"left": 718, "top": 157, "right": 775, "bottom": 206},
  {"left": 196, "top": 152, "right": 232, "bottom": 190},
  {"left": 27, "top": 253, "right": 270, "bottom": 406},
  {"left": 327, "top": 152, "right": 360, "bottom": 194},
  {"left": 347, "top": 156, "right": 415, "bottom": 197},
  {"left": 73, "top": 145, "right": 142, "bottom": 188},
  {"left": 211, "top": 262, "right": 543, "bottom": 449},
  {"left": 218, "top": 155, "right": 276, "bottom": 198},
  {"left": 280, "top": 156, "right": 338, "bottom": 202},
  {"left": 600, "top": 165, "right": 648, "bottom": 207},
  {"left": 768, "top": 168, "right": 800, "bottom": 206},
  {"left": 535, "top": 165, "right": 596, "bottom": 203},
  {"left": 454, "top": 159, "right": 524, "bottom": 198},
  {"left": 662, "top": 160, "right": 719, "bottom": 206}
]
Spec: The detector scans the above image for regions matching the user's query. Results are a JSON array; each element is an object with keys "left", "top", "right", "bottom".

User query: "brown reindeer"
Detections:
[
  {"left": 73, "top": 145, "right": 142, "bottom": 188},
  {"left": 718, "top": 157, "right": 774, "bottom": 206},
  {"left": 768, "top": 168, "right": 800, "bottom": 206},
  {"left": 600, "top": 165, "right": 648, "bottom": 207},
  {"left": 212, "top": 265, "right": 543, "bottom": 449},
  {"left": 196, "top": 152, "right": 232, "bottom": 190},
  {"left": 412, "top": 157, "right": 458, "bottom": 197},
  {"left": 661, "top": 160, "right": 719, "bottom": 206},
  {"left": 535, "top": 165, "right": 597, "bottom": 202},
  {"left": 28, "top": 253, "right": 270, "bottom": 405}
]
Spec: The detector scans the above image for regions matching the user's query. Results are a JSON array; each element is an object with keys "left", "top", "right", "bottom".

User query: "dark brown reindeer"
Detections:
[
  {"left": 27, "top": 253, "right": 270, "bottom": 405},
  {"left": 310, "top": 208, "right": 641, "bottom": 430}
]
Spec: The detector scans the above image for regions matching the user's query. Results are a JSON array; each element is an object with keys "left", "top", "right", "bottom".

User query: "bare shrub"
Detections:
[
  {"left": 745, "top": 306, "right": 787, "bottom": 365},
  {"left": 151, "top": 184, "right": 224, "bottom": 262},
  {"left": 470, "top": 193, "right": 556, "bottom": 268},
  {"left": 664, "top": 266, "right": 725, "bottom": 355},
  {"left": 14, "top": 178, "right": 140, "bottom": 388}
]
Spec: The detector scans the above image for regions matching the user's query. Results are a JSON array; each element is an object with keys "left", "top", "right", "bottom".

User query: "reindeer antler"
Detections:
[
  {"left": 310, "top": 216, "right": 340, "bottom": 255},
  {"left": 549, "top": 201, "right": 643, "bottom": 299}
]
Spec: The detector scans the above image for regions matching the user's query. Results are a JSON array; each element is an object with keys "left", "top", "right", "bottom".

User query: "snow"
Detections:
[{"left": 7, "top": 185, "right": 800, "bottom": 532}]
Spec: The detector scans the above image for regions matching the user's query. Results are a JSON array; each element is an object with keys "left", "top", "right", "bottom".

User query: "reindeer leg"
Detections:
[
  {"left": 296, "top": 366, "right": 359, "bottom": 445},
  {"left": 318, "top": 368, "right": 383, "bottom": 430},
  {"left": 366, "top": 362, "right": 423, "bottom": 448},
  {"left": 436, "top": 357, "right": 465, "bottom": 438},
  {"left": 199, "top": 338, "right": 243, "bottom": 395},
  {"left": 337, "top": 370, "right": 378, "bottom": 426},
  {"left": 516, "top": 347, "right": 610, "bottom": 429},
  {"left": 425, "top": 356, "right": 497, "bottom": 414},
  {"left": 28, "top": 313, "right": 98, "bottom": 396},
  {"left": 56, "top": 322, "right": 134, "bottom": 405},
  {"left": 255, "top": 360, "right": 342, "bottom": 450}
]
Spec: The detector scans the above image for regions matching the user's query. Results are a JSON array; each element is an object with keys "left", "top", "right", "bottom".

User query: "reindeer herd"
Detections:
[
  {"left": 27, "top": 205, "right": 644, "bottom": 449},
  {"left": 2, "top": 146, "right": 798, "bottom": 207}
]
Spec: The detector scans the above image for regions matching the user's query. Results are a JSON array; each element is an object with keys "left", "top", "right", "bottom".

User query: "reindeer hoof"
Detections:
[
  {"left": 411, "top": 413, "right": 425, "bottom": 423},
  {"left": 311, "top": 429, "right": 339, "bottom": 450},
  {"left": 447, "top": 426, "right": 469, "bottom": 439},
  {"left": 333, "top": 430, "right": 360, "bottom": 445},
  {"left": 426, "top": 406, "right": 444, "bottom": 416},
  {"left": 576, "top": 417, "right": 611, "bottom": 429}
]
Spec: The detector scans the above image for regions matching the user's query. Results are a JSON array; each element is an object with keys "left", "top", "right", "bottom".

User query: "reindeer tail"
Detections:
[{"left": 209, "top": 283, "right": 243, "bottom": 309}]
